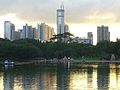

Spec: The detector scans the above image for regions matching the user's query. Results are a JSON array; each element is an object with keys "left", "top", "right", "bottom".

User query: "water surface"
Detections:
[{"left": 0, "top": 64, "right": 120, "bottom": 90}]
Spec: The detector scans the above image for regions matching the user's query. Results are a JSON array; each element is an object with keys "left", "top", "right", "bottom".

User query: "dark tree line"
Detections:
[{"left": 0, "top": 38, "right": 120, "bottom": 61}]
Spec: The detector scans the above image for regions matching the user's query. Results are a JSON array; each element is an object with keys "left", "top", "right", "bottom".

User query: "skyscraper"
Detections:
[
  {"left": 97, "top": 25, "right": 110, "bottom": 43},
  {"left": 57, "top": 4, "right": 64, "bottom": 34},
  {"left": 64, "top": 24, "right": 69, "bottom": 33},
  {"left": 20, "top": 24, "right": 34, "bottom": 39},
  {"left": 38, "top": 23, "right": 54, "bottom": 42},
  {"left": 20, "top": 24, "right": 28, "bottom": 39},
  {"left": 4, "top": 21, "right": 15, "bottom": 41},
  {"left": 87, "top": 32, "right": 93, "bottom": 45},
  {"left": 13, "top": 31, "right": 20, "bottom": 40},
  {"left": 33, "top": 27, "right": 38, "bottom": 39}
]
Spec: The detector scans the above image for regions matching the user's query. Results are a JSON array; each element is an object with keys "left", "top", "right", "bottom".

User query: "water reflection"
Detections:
[
  {"left": 57, "top": 65, "right": 69, "bottom": 90},
  {"left": 87, "top": 67, "right": 93, "bottom": 89},
  {"left": 109, "top": 64, "right": 120, "bottom": 90},
  {"left": 0, "top": 71, "right": 3, "bottom": 90},
  {"left": 97, "top": 65, "right": 110, "bottom": 90},
  {"left": 0, "top": 64, "right": 120, "bottom": 90},
  {"left": 69, "top": 69, "right": 87, "bottom": 90},
  {"left": 4, "top": 68, "right": 14, "bottom": 90}
]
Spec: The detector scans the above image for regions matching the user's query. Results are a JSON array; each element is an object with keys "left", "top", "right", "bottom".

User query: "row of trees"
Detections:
[{"left": 0, "top": 38, "right": 120, "bottom": 61}]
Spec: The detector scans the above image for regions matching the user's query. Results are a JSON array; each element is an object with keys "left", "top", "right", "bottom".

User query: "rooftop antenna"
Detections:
[{"left": 60, "top": 0, "right": 64, "bottom": 9}]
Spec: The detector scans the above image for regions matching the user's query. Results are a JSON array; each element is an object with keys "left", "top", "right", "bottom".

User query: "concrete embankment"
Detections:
[{"left": 1, "top": 59, "right": 120, "bottom": 66}]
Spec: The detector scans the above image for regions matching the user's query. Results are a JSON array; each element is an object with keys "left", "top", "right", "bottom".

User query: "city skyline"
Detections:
[{"left": 0, "top": 0, "right": 120, "bottom": 44}]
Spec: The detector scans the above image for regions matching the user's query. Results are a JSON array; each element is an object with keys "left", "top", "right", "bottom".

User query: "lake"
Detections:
[{"left": 0, "top": 64, "right": 120, "bottom": 90}]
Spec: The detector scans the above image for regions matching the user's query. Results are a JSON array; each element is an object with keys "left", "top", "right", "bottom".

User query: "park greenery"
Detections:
[{"left": 0, "top": 37, "right": 120, "bottom": 61}]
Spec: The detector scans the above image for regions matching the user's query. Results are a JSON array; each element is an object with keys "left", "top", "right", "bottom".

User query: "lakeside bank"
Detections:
[{"left": 1, "top": 58, "right": 120, "bottom": 66}]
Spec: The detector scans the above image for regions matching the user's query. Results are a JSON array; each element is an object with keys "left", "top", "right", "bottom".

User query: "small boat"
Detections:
[{"left": 4, "top": 59, "right": 14, "bottom": 67}]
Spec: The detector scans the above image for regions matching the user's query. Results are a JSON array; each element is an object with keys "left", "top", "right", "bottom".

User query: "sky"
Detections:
[{"left": 0, "top": 0, "right": 120, "bottom": 44}]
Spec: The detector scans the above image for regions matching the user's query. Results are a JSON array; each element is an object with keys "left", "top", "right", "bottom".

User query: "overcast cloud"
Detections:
[{"left": 0, "top": 0, "right": 120, "bottom": 24}]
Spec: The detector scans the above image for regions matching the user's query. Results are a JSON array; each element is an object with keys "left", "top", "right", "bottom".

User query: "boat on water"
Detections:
[{"left": 4, "top": 59, "right": 14, "bottom": 67}]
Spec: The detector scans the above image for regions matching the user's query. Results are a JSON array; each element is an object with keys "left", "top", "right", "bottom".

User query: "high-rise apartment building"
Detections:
[
  {"left": 57, "top": 5, "right": 65, "bottom": 34},
  {"left": 20, "top": 24, "right": 28, "bottom": 39},
  {"left": 64, "top": 24, "right": 69, "bottom": 33},
  {"left": 87, "top": 32, "right": 93, "bottom": 45},
  {"left": 97, "top": 25, "right": 110, "bottom": 43},
  {"left": 33, "top": 27, "right": 38, "bottom": 39},
  {"left": 4, "top": 21, "right": 15, "bottom": 41},
  {"left": 27, "top": 26, "right": 34, "bottom": 39},
  {"left": 13, "top": 31, "right": 20, "bottom": 40},
  {"left": 20, "top": 24, "right": 34, "bottom": 39},
  {"left": 38, "top": 23, "right": 54, "bottom": 42}
]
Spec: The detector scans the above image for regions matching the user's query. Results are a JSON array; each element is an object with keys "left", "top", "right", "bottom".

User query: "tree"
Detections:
[{"left": 50, "top": 32, "right": 74, "bottom": 43}]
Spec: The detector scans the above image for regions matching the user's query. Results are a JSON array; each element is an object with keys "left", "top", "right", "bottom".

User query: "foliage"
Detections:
[
  {"left": 50, "top": 32, "right": 74, "bottom": 43},
  {"left": 0, "top": 38, "right": 120, "bottom": 61}
]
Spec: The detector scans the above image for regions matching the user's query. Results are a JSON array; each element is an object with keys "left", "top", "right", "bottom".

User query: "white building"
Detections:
[
  {"left": 97, "top": 25, "right": 110, "bottom": 43},
  {"left": 72, "top": 37, "right": 91, "bottom": 44},
  {"left": 4, "top": 21, "right": 15, "bottom": 41},
  {"left": 79, "top": 38, "right": 91, "bottom": 44}
]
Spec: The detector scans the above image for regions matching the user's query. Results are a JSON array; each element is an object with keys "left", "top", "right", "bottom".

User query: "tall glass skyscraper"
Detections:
[{"left": 57, "top": 4, "right": 64, "bottom": 34}]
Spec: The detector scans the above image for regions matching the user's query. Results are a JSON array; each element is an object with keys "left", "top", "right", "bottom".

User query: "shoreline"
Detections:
[{"left": 1, "top": 59, "right": 120, "bottom": 66}]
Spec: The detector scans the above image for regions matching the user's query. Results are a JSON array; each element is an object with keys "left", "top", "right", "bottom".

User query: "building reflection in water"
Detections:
[
  {"left": 2, "top": 64, "right": 120, "bottom": 90},
  {"left": 93, "top": 66, "right": 97, "bottom": 89},
  {"left": 0, "top": 71, "right": 3, "bottom": 90},
  {"left": 3, "top": 65, "right": 57, "bottom": 90},
  {"left": 39, "top": 69, "right": 57, "bottom": 90},
  {"left": 69, "top": 68, "right": 87, "bottom": 90},
  {"left": 13, "top": 74, "right": 23, "bottom": 90},
  {"left": 22, "top": 71, "right": 36, "bottom": 90},
  {"left": 4, "top": 68, "right": 14, "bottom": 90},
  {"left": 57, "top": 64, "right": 69, "bottom": 90},
  {"left": 87, "top": 67, "right": 93, "bottom": 89},
  {"left": 97, "top": 64, "right": 109, "bottom": 90},
  {"left": 109, "top": 64, "right": 120, "bottom": 90},
  {"left": 87, "top": 66, "right": 97, "bottom": 89},
  {"left": 116, "top": 65, "right": 120, "bottom": 89},
  {"left": 17, "top": 66, "right": 57, "bottom": 90}
]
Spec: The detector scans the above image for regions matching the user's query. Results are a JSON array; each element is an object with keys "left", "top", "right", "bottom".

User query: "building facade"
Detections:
[
  {"left": 87, "top": 32, "right": 93, "bottom": 45},
  {"left": 64, "top": 24, "right": 69, "bottom": 33},
  {"left": 72, "top": 37, "right": 91, "bottom": 44},
  {"left": 57, "top": 5, "right": 65, "bottom": 34},
  {"left": 33, "top": 27, "right": 38, "bottom": 39},
  {"left": 4, "top": 21, "right": 15, "bottom": 41},
  {"left": 97, "top": 25, "right": 110, "bottom": 43},
  {"left": 20, "top": 24, "right": 34, "bottom": 39},
  {"left": 38, "top": 23, "right": 54, "bottom": 42},
  {"left": 13, "top": 31, "right": 20, "bottom": 40}
]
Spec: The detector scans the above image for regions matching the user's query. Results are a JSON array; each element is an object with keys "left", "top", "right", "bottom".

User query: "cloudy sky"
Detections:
[{"left": 0, "top": 0, "right": 120, "bottom": 44}]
